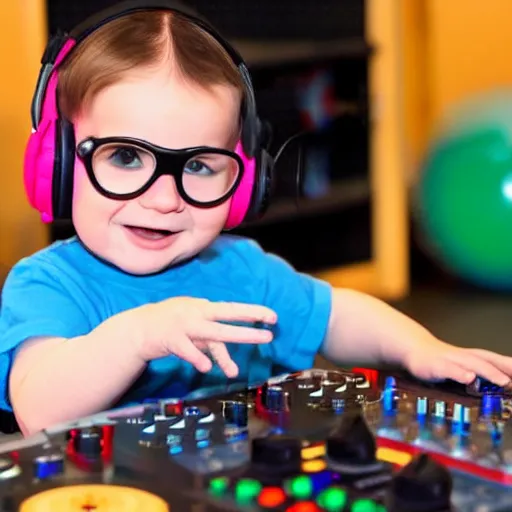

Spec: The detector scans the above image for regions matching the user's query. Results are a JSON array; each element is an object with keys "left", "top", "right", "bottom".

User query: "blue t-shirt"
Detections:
[{"left": 0, "top": 235, "right": 332, "bottom": 411}]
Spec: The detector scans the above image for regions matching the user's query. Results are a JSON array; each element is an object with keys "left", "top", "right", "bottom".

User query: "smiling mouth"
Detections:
[{"left": 124, "top": 225, "right": 178, "bottom": 240}]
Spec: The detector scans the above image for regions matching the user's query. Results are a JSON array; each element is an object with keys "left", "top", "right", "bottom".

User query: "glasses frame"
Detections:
[{"left": 76, "top": 136, "right": 245, "bottom": 208}]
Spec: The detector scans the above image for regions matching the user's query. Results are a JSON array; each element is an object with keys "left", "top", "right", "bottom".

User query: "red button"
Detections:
[
  {"left": 258, "top": 487, "right": 286, "bottom": 508},
  {"left": 286, "top": 502, "right": 322, "bottom": 512},
  {"left": 163, "top": 400, "right": 183, "bottom": 416}
]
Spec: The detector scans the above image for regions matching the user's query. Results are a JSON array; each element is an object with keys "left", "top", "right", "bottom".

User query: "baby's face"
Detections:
[{"left": 72, "top": 66, "right": 241, "bottom": 274}]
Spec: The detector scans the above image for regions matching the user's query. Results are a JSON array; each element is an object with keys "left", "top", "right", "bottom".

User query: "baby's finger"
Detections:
[
  {"left": 173, "top": 337, "right": 213, "bottom": 373},
  {"left": 207, "top": 342, "right": 239, "bottom": 378},
  {"left": 430, "top": 359, "right": 475, "bottom": 384},
  {"left": 191, "top": 321, "right": 274, "bottom": 344},
  {"left": 206, "top": 301, "right": 277, "bottom": 324},
  {"left": 454, "top": 353, "right": 511, "bottom": 387},
  {"left": 467, "top": 349, "right": 512, "bottom": 377}
]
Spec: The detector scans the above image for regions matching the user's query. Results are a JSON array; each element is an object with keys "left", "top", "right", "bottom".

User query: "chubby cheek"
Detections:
[
  {"left": 71, "top": 161, "right": 121, "bottom": 249},
  {"left": 191, "top": 203, "right": 231, "bottom": 238}
]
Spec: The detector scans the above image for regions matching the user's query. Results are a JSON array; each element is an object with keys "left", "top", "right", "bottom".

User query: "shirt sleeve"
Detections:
[
  {"left": 0, "top": 257, "right": 91, "bottom": 411},
  {"left": 233, "top": 238, "right": 333, "bottom": 372}
]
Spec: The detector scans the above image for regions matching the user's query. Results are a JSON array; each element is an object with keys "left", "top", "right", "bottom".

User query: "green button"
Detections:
[
  {"left": 208, "top": 476, "right": 229, "bottom": 496},
  {"left": 317, "top": 487, "right": 348, "bottom": 511},
  {"left": 351, "top": 498, "right": 383, "bottom": 512},
  {"left": 234, "top": 478, "right": 262, "bottom": 503},
  {"left": 286, "top": 475, "right": 314, "bottom": 499}
]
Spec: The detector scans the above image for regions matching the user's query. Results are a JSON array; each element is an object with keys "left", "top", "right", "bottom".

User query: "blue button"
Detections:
[
  {"left": 33, "top": 454, "right": 64, "bottom": 480},
  {"left": 384, "top": 376, "right": 397, "bottom": 389},
  {"left": 482, "top": 394, "right": 502, "bottom": 417}
]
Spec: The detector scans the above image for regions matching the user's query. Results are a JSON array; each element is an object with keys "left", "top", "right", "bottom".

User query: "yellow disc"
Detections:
[{"left": 20, "top": 484, "right": 170, "bottom": 512}]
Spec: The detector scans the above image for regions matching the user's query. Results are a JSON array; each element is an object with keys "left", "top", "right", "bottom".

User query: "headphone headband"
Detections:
[
  {"left": 70, "top": 0, "right": 245, "bottom": 66},
  {"left": 32, "top": 0, "right": 259, "bottom": 157}
]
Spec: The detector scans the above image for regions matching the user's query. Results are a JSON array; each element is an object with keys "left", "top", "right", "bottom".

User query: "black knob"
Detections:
[
  {"left": 326, "top": 412, "right": 377, "bottom": 467},
  {"left": 389, "top": 453, "right": 453, "bottom": 512},
  {"left": 73, "top": 427, "right": 103, "bottom": 458},
  {"left": 251, "top": 435, "right": 302, "bottom": 474}
]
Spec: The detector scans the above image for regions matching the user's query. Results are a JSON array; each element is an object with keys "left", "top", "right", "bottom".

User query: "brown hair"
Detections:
[{"left": 57, "top": 10, "right": 245, "bottom": 120}]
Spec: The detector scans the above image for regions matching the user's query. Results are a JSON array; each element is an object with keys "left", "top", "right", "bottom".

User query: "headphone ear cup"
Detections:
[
  {"left": 243, "top": 149, "right": 274, "bottom": 223},
  {"left": 24, "top": 118, "right": 58, "bottom": 223},
  {"left": 52, "top": 116, "right": 76, "bottom": 220}
]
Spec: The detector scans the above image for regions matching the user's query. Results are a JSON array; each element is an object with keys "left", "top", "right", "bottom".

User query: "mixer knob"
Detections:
[
  {"left": 0, "top": 457, "right": 21, "bottom": 481},
  {"left": 222, "top": 400, "right": 248, "bottom": 427},
  {"left": 451, "top": 403, "right": 471, "bottom": 435},
  {"left": 388, "top": 453, "right": 453, "bottom": 512},
  {"left": 384, "top": 376, "right": 397, "bottom": 389},
  {"left": 265, "top": 385, "right": 290, "bottom": 411},
  {"left": 481, "top": 393, "right": 503, "bottom": 417},
  {"left": 73, "top": 427, "right": 103, "bottom": 458},
  {"left": 467, "top": 376, "right": 504, "bottom": 396},
  {"left": 184, "top": 406, "right": 202, "bottom": 418},
  {"left": 33, "top": 453, "right": 64, "bottom": 480},
  {"left": 382, "top": 377, "right": 398, "bottom": 415},
  {"left": 432, "top": 400, "right": 446, "bottom": 420},
  {"left": 326, "top": 412, "right": 381, "bottom": 473},
  {"left": 416, "top": 397, "right": 429, "bottom": 417},
  {"left": 251, "top": 435, "right": 302, "bottom": 475}
]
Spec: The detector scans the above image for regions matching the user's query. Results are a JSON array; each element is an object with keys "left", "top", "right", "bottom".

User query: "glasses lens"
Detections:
[
  {"left": 91, "top": 143, "right": 156, "bottom": 195},
  {"left": 182, "top": 152, "right": 241, "bottom": 203}
]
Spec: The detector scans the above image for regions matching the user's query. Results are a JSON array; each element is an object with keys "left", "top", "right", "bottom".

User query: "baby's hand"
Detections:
[
  {"left": 404, "top": 336, "right": 512, "bottom": 388},
  {"left": 134, "top": 297, "right": 277, "bottom": 378}
]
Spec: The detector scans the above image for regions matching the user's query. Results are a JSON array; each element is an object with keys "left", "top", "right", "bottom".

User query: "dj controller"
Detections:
[{"left": 0, "top": 368, "right": 511, "bottom": 511}]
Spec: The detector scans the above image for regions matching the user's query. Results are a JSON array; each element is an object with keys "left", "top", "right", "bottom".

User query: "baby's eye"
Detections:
[
  {"left": 108, "top": 147, "right": 143, "bottom": 169},
  {"left": 184, "top": 159, "right": 214, "bottom": 176}
]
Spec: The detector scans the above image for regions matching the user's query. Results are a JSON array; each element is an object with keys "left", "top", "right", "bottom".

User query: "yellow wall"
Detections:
[
  {"left": 403, "top": 0, "right": 512, "bottom": 172},
  {"left": 400, "top": 0, "right": 430, "bottom": 177},
  {"left": 0, "top": 1, "right": 48, "bottom": 280},
  {"left": 316, "top": 0, "right": 410, "bottom": 300},
  {"left": 427, "top": 0, "right": 512, "bottom": 123}
]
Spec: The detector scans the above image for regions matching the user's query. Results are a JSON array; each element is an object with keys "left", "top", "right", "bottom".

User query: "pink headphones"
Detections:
[{"left": 24, "top": 0, "right": 274, "bottom": 230}]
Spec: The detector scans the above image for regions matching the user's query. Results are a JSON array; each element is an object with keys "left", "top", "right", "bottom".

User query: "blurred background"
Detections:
[{"left": 2, "top": 0, "right": 512, "bottom": 356}]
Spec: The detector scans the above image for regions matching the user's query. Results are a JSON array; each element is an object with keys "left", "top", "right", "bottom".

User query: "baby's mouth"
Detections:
[{"left": 124, "top": 225, "right": 176, "bottom": 240}]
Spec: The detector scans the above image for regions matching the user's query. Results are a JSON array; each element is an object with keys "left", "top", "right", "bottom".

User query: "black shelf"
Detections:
[
  {"left": 233, "top": 38, "right": 372, "bottom": 68},
  {"left": 253, "top": 177, "right": 370, "bottom": 227}
]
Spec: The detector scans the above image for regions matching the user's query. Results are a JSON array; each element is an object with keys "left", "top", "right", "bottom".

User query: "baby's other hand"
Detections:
[
  {"left": 135, "top": 297, "right": 277, "bottom": 379},
  {"left": 403, "top": 336, "right": 512, "bottom": 388}
]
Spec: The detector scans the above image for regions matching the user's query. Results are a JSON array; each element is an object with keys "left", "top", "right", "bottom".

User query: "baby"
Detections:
[{"left": 1, "top": 0, "right": 511, "bottom": 436}]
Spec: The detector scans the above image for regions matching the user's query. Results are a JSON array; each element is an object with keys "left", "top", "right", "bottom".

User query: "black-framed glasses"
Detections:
[{"left": 76, "top": 137, "right": 245, "bottom": 208}]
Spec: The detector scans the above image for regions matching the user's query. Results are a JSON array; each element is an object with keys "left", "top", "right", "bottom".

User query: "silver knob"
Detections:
[
  {"left": 432, "top": 400, "right": 446, "bottom": 419},
  {"left": 416, "top": 397, "right": 429, "bottom": 416}
]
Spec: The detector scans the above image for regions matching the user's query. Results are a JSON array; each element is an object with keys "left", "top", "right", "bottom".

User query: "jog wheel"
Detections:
[{"left": 20, "top": 484, "right": 169, "bottom": 511}]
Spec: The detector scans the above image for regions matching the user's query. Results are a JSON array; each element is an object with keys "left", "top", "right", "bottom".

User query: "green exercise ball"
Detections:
[{"left": 415, "top": 90, "right": 512, "bottom": 290}]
